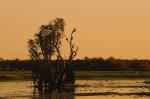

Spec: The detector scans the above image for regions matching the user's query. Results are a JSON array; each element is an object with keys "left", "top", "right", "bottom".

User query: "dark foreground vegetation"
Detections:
[{"left": 0, "top": 57, "right": 150, "bottom": 71}]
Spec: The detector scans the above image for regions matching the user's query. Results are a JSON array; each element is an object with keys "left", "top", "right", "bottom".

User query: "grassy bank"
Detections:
[
  {"left": 76, "top": 71, "right": 150, "bottom": 79},
  {"left": 0, "top": 71, "right": 32, "bottom": 81},
  {"left": 0, "top": 71, "right": 150, "bottom": 81}
]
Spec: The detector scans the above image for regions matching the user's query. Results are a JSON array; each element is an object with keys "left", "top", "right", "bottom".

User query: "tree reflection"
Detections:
[{"left": 32, "top": 86, "right": 75, "bottom": 99}]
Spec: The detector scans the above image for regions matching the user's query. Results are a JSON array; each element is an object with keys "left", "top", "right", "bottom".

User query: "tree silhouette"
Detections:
[{"left": 27, "top": 18, "right": 78, "bottom": 89}]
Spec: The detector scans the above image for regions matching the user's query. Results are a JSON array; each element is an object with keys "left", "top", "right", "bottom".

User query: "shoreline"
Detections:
[{"left": 1, "top": 71, "right": 150, "bottom": 81}]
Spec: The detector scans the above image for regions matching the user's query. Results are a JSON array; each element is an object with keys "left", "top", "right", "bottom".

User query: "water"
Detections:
[{"left": 0, "top": 79, "right": 150, "bottom": 99}]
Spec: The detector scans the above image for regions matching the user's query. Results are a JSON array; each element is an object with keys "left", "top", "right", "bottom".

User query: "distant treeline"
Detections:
[{"left": 0, "top": 57, "right": 150, "bottom": 71}]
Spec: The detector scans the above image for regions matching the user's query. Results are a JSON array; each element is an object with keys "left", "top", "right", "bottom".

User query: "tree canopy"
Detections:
[{"left": 28, "top": 18, "right": 65, "bottom": 61}]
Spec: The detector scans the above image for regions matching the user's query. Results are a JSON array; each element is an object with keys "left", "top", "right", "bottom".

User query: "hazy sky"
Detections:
[{"left": 0, "top": 0, "right": 150, "bottom": 59}]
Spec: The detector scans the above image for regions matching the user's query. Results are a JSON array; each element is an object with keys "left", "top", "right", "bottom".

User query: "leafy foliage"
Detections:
[{"left": 27, "top": 18, "right": 65, "bottom": 61}]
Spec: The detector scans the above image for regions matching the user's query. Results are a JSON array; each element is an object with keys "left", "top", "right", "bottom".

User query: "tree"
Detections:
[{"left": 27, "top": 18, "right": 78, "bottom": 89}]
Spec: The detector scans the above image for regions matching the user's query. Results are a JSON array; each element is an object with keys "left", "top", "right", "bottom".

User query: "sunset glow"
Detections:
[{"left": 0, "top": 0, "right": 150, "bottom": 59}]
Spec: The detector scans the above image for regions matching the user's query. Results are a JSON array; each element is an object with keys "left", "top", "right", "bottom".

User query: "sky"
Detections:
[{"left": 0, "top": 0, "right": 150, "bottom": 59}]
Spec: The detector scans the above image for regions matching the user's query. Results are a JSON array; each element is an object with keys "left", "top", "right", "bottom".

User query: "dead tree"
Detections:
[
  {"left": 64, "top": 28, "right": 78, "bottom": 84},
  {"left": 54, "top": 28, "right": 78, "bottom": 86}
]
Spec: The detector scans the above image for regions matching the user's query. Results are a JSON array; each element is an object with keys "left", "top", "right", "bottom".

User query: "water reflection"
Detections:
[
  {"left": 32, "top": 86, "right": 75, "bottom": 99},
  {"left": 1, "top": 79, "right": 150, "bottom": 99}
]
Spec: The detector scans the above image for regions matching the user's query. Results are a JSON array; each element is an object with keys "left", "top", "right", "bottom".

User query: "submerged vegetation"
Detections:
[{"left": 143, "top": 80, "right": 150, "bottom": 84}]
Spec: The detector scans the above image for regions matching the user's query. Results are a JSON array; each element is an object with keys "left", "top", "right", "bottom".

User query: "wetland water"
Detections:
[{"left": 1, "top": 79, "right": 150, "bottom": 99}]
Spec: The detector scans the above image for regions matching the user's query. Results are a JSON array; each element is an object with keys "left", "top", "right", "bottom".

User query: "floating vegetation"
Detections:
[{"left": 143, "top": 81, "right": 150, "bottom": 84}]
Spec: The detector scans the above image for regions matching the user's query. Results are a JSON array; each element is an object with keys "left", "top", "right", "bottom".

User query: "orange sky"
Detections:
[{"left": 0, "top": 0, "right": 150, "bottom": 59}]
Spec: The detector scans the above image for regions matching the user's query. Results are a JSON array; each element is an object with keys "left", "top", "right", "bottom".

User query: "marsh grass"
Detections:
[
  {"left": 0, "top": 71, "right": 32, "bottom": 81},
  {"left": 0, "top": 71, "right": 150, "bottom": 81},
  {"left": 75, "top": 71, "right": 150, "bottom": 79}
]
